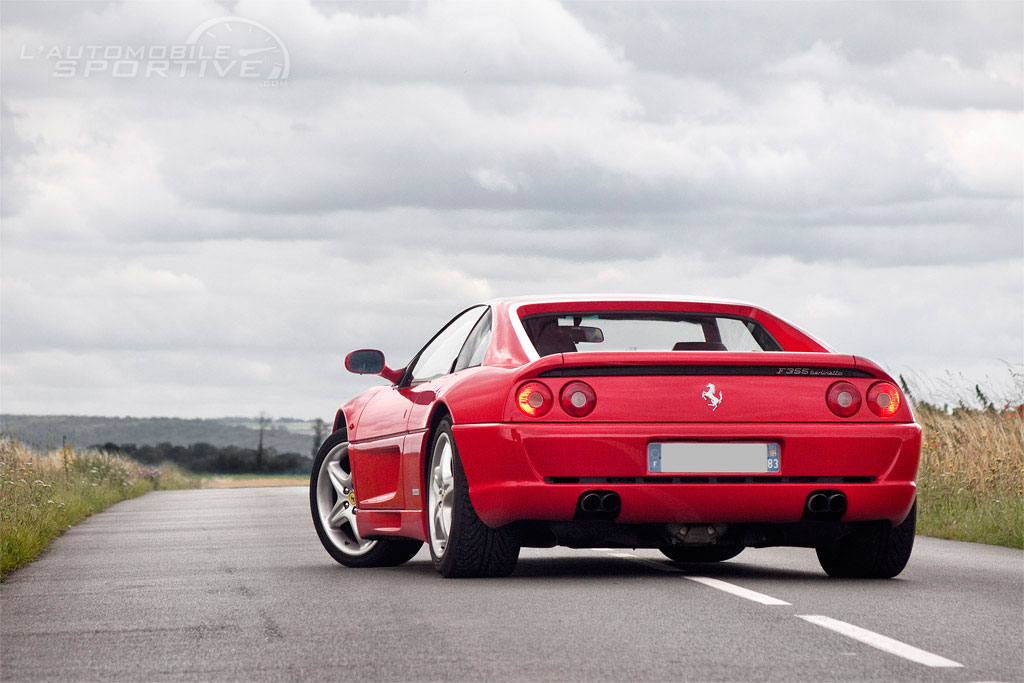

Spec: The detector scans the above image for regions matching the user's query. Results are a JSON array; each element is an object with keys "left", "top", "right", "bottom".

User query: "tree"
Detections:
[
  {"left": 256, "top": 412, "right": 271, "bottom": 471},
  {"left": 311, "top": 418, "right": 326, "bottom": 458}
]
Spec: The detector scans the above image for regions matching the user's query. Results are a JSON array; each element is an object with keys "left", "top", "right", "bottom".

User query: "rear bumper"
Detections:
[{"left": 453, "top": 422, "right": 920, "bottom": 528}]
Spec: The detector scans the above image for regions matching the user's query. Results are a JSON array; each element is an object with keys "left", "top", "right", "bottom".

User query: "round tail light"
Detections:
[
  {"left": 516, "top": 381, "right": 552, "bottom": 417},
  {"left": 867, "top": 382, "right": 901, "bottom": 418},
  {"left": 826, "top": 381, "right": 862, "bottom": 417},
  {"left": 559, "top": 381, "right": 597, "bottom": 417}
]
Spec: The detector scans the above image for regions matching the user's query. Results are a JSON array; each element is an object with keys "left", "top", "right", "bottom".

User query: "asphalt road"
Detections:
[{"left": 2, "top": 487, "right": 1021, "bottom": 682}]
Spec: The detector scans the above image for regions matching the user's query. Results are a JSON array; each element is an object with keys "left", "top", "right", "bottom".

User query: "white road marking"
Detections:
[
  {"left": 798, "top": 615, "right": 964, "bottom": 668},
  {"left": 685, "top": 575, "right": 791, "bottom": 605},
  {"left": 609, "top": 552, "right": 679, "bottom": 572},
  {"left": 605, "top": 551, "right": 791, "bottom": 604}
]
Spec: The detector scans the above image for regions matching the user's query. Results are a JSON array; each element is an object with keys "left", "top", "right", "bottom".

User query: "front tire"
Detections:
[
  {"left": 310, "top": 430, "right": 422, "bottom": 567},
  {"left": 816, "top": 500, "right": 916, "bottom": 578},
  {"left": 659, "top": 546, "right": 744, "bottom": 563},
  {"left": 427, "top": 419, "right": 520, "bottom": 578}
]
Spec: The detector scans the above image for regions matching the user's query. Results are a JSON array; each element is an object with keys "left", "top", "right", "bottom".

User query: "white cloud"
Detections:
[
  {"left": 0, "top": 0, "right": 1020, "bottom": 417},
  {"left": 72, "top": 265, "right": 206, "bottom": 295}
]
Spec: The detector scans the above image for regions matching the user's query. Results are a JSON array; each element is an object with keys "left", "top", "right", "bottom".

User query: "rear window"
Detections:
[{"left": 521, "top": 312, "right": 782, "bottom": 357}]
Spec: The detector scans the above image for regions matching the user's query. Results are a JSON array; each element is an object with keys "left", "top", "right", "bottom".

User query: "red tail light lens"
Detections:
[
  {"left": 516, "top": 381, "right": 552, "bottom": 417},
  {"left": 559, "top": 381, "right": 597, "bottom": 417},
  {"left": 867, "top": 382, "right": 901, "bottom": 417},
  {"left": 826, "top": 381, "right": 862, "bottom": 417}
]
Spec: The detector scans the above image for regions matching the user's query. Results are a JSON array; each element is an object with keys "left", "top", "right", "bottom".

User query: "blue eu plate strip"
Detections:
[
  {"left": 648, "top": 443, "right": 662, "bottom": 472},
  {"left": 767, "top": 443, "right": 781, "bottom": 473}
]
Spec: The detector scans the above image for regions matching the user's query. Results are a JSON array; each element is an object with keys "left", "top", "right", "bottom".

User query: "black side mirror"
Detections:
[{"left": 345, "top": 349, "right": 385, "bottom": 374}]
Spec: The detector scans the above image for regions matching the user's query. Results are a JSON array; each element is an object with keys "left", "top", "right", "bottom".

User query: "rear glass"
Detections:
[{"left": 521, "top": 312, "right": 782, "bottom": 356}]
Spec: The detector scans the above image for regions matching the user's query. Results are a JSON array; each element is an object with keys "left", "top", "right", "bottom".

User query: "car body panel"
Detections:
[
  {"left": 453, "top": 421, "right": 920, "bottom": 527},
  {"left": 335, "top": 296, "right": 920, "bottom": 547}
]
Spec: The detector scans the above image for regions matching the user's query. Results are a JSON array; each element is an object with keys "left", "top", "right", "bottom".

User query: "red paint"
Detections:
[{"left": 332, "top": 297, "right": 920, "bottom": 545}]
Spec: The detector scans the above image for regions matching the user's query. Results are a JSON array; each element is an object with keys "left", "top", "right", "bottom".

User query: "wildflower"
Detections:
[{"left": 47, "top": 499, "right": 54, "bottom": 504}]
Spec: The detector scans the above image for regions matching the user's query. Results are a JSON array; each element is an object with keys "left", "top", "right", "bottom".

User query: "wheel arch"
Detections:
[
  {"left": 332, "top": 407, "right": 347, "bottom": 434},
  {"left": 423, "top": 401, "right": 454, "bottom": 482}
]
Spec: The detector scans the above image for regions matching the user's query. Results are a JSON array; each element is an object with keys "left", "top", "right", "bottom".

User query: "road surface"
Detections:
[{"left": 2, "top": 487, "right": 1021, "bottom": 682}]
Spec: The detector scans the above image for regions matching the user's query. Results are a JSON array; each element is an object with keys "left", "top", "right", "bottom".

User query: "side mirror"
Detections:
[
  {"left": 345, "top": 349, "right": 385, "bottom": 374},
  {"left": 345, "top": 349, "right": 405, "bottom": 384}
]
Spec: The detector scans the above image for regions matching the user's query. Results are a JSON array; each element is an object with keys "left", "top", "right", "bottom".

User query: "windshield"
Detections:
[{"left": 521, "top": 312, "right": 782, "bottom": 356}]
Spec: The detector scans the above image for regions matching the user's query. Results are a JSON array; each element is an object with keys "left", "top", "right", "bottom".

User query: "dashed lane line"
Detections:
[
  {"left": 599, "top": 550, "right": 964, "bottom": 668},
  {"left": 606, "top": 552, "right": 791, "bottom": 604},
  {"left": 684, "top": 575, "right": 791, "bottom": 606},
  {"left": 797, "top": 615, "right": 964, "bottom": 668}
]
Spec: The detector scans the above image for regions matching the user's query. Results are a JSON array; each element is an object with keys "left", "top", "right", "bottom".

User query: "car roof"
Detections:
[{"left": 483, "top": 294, "right": 757, "bottom": 307}]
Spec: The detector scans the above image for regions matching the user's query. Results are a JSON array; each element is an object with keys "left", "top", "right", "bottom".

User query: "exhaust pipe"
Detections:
[
  {"left": 600, "top": 493, "right": 621, "bottom": 514},
  {"left": 803, "top": 490, "right": 847, "bottom": 520},
  {"left": 580, "top": 493, "right": 603, "bottom": 513},
  {"left": 807, "top": 493, "right": 828, "bottom": 514},
  {"left": 576, "top": 490, "right": 621, "bottom": 520}
]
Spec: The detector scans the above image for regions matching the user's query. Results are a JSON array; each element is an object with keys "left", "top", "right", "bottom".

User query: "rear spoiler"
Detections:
[{"left": 514, "top": 352, "right": 884, "bottom": 380}]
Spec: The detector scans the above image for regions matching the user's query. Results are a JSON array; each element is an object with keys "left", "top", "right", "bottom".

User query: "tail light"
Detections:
[
  {"left": 516, "top": 381, "right": 552, "bottom": 417},
  {"left": 826, "top": 381, "right": 862, "bottom": 417},
  {"left": 867, "top": 382, "right": 901, "bottom": 417},
  {"left": 559, "top": 381, "right": 597, "bottom": 417}
]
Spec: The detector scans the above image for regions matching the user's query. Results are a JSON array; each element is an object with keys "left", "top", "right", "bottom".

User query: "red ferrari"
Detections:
[{"left": 310, "top": 297, "right": 920, "bottom": 579}]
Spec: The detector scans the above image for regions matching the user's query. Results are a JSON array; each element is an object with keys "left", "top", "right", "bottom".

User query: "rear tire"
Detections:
[
  {"left": 816, "top": 500, "right": 916, "bottom": 578},
  {"left": 427, "top": 419, "right": 520, "bottom": 578},
  {"left": 659, "top": 546, "right": 744, "bottom": 563},
  {"left": 310, "top": 430, "right": 422, "bottom": 568}
]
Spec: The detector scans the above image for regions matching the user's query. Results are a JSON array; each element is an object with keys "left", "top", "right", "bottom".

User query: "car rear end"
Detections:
[{"left": 454, "top": 301, "right": 920, "bottom": 552}]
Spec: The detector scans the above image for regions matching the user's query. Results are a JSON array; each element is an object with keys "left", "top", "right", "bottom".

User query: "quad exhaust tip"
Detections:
[
  {"left": 577, "top": 491, "right": 621, "bottom": 517},
  {"left": 805, "top": 490, "right": 847, "bottom": 518}
]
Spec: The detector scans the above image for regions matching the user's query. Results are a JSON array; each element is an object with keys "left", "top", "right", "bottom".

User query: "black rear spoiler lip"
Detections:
[{"left": 538, "top": 365, "right": 874, "bottom": 378}]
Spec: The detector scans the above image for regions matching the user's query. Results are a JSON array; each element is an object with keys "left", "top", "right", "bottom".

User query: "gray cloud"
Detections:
[{"left": 1, "top": 0, "right": 1020, "bottom": 417}]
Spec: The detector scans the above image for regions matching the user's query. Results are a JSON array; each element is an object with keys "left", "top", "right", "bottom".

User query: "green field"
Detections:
[{"left": 202, "top": 473, "right": 308, "bottom": 488}]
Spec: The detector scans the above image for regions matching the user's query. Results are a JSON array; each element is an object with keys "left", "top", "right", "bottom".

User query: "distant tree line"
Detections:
[{"left": 92, "top": 442, "right": 310, "bottom": 474}]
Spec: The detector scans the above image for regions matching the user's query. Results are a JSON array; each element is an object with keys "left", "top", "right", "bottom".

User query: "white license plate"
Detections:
[{"left": 647, "top": 442, "right": 780, "bottom": 474}]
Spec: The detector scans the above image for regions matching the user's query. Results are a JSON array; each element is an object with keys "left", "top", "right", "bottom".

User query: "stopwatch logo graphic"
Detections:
[{"left": 187, "top": 17, "right": 290, "bottom": 82}]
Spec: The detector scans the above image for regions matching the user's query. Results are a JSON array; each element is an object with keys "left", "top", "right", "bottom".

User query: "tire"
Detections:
[
  {"left": 816, "top": 499, "right": 916, "bottom": 578},
  {"left": 310, "top": 430, "right": 422, "bottom": 568},
  {"left": 659, "top": 546, "right": 744, "bottom": 563},
  {"left": 426, "top": 419, "right": 520, "bottom": 578}
]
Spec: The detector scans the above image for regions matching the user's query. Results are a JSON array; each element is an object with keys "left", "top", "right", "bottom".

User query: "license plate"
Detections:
[{"left": 648, "top": 442, "right": 781, "bottom": 474}]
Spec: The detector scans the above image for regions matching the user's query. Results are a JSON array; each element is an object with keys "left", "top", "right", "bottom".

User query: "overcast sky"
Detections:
[{"left": 1, "top": 0, "right": 1022, "bottom": 419}]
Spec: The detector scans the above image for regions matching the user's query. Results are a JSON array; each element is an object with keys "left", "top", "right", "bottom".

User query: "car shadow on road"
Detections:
[{"left": 295, "top": 555, "right": 836, "bottom": 582}]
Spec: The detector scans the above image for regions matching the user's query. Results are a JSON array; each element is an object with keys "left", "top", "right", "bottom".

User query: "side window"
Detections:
[
  {"left": 409, "top": 307, "right": 486, "bottom": 383},
  {"left": 454, "top": 309, "right": 492, "bottom": 372}
]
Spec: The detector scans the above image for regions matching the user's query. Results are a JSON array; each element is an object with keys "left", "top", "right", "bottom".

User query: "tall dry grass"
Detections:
[
  {"left": 915, "top": 406, "right": 1023, "bottom": 548},
  {"left": 0, "top": 439, "right": 200, "bottom": 580}
]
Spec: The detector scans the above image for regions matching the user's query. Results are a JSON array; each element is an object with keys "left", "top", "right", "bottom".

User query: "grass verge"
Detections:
[
  {"left": 0, "top": 439, "right": 200, "bottom": 581},
  {"left": 916, "top": 407, "right": 1023, "bottom": 548}
]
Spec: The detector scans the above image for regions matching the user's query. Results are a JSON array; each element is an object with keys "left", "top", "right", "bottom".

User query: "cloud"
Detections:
[
  {"left": 72, "top": 264, "right": 206, "bottom": 295},
  {"left": 0, "top": 0, "right": 1020, "bottom": 417}
]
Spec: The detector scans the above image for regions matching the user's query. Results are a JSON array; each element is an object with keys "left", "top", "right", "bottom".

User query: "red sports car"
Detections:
[{"left": 310, "top": 297, "right": 920, "bottom": 578}]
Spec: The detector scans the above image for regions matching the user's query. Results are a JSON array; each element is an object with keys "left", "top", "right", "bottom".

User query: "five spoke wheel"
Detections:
[
  {"left": 315, "top": 442, "right": 375, "bottom": 556},
  {"left": 310, "top": 430, "right": 422, "bottom": 568}
]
